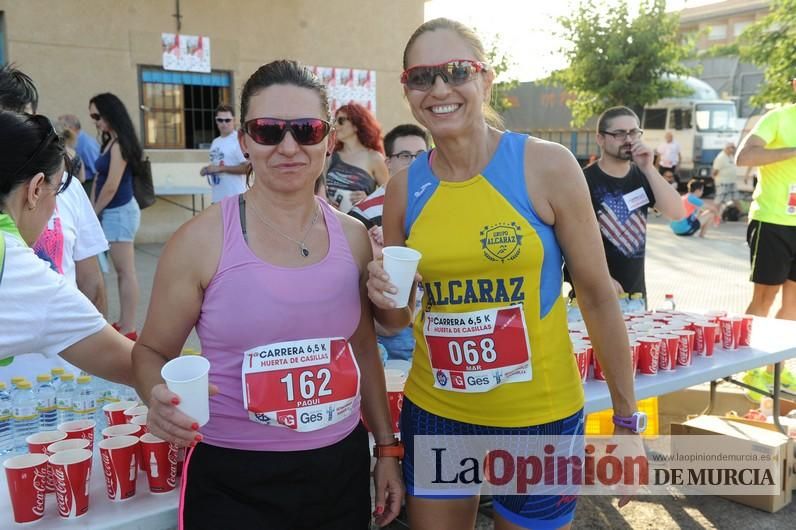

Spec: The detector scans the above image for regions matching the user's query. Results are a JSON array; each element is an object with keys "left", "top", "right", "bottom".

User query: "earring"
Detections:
[{"left": 243, "top": 152, "right": 250, "bottom": 159}]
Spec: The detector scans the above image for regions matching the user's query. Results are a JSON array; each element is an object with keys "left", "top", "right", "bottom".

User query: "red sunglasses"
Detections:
[
  {"left": 400, "top": 59, "right": 486, "bottom": 91},
  {"left": 243, "top": 117, "right": 331, "bottom": 146}
]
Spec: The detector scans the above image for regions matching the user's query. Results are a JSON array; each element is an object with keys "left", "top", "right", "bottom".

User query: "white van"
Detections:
[{"left": 641, "top": 77, "right": 740, "bottom": 194}]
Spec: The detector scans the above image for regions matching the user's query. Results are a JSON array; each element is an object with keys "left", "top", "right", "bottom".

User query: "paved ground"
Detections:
[{"left": 110, "top": 214, "right": 795, "bottom": 529}]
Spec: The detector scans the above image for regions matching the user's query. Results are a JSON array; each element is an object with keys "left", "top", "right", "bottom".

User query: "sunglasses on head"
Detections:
[
  {"left": 13, "top": 115, "right": 72, "bottom": 194},
  {"left": 89, "top": 113, "right": 101, "bottom": 121},
  {"left": 243, "top": 117, "right": 331, "bottom": 146},
  {"left": 215, "top": 117, "right": 233, "bottom": 123},
  {"left": 400, "top": 59, "right": 487, "bottom": 91}
]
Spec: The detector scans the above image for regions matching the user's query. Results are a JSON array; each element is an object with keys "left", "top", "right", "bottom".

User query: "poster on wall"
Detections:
[
  {"left": 310, "top": 66, "right": 376, "bottom": 115},
  {"left": 161, "top": 33, "right": 211, "bottom": 73}
]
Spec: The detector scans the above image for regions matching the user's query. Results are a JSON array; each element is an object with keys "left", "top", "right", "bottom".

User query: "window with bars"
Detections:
[{"left": 139, "top": 67, "right": 232, "bottom": 149}]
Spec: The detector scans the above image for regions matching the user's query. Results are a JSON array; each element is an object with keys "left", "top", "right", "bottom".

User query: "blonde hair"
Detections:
[{"left": 403, "top": 18, "right": 503, "bottom": 129}]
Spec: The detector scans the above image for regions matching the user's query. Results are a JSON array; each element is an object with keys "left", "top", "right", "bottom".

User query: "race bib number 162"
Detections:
[{"left": 242, "top": 338, "right": 360, "bottom": 432}]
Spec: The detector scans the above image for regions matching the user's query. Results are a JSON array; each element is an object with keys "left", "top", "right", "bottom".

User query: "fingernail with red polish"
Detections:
[
  {"left": 374, "top": 506, "right": 384, "bottom": 515},
  {"left": 171, "top": 397, "right": 180, "bottom": 405},
  {"left": 194, "top": 434, "right": 203, "bottom": 442},
  {"left": 191, "top": 422, "right": 199, "bottom": 431}
]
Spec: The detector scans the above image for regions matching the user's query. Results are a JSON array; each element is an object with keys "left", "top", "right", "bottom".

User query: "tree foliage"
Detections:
[
  {"left": 738, "top": 0, "right": 796, "bottom": 106},
  {"left": 551, "top": 0, "right": 695, "bottom": 126},
  {"left": 479, "top": 31, "right": 519, "bottom": 114}
]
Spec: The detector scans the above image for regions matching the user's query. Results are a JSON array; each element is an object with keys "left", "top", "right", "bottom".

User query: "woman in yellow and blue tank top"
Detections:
[{"left": 368, "top": 18, "right": 640, "bottom": 530}]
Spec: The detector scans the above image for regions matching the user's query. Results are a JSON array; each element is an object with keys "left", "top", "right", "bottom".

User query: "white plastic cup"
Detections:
[
  {"left": 382, "top": 246, "right": 422, "bottom": 308},
  {"left": 335, "top": 189, "right": 355, "bottom": 213},
  {"left": 161, "top": 355, "right": 210, "bottom": 426}
]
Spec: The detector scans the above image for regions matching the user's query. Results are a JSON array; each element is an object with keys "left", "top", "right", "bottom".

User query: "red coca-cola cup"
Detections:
[
  {"left": 655, "top": 334, "right": 679, "bottom": 372},
  {"left": 672, "top": 330, "right": 694, "bottom": 366},
  {"left": 719, "top": 317, "right": 737, "bottom": 350},
  {"left": 140, "top": 433, "right": 179, "bottom": 493},
  {"left": 385, "top": 369, "right": 405, "bottom": 434},
  {"left": 3, "top": 453, "right": 48, "bottom": 524},
  {"left": 26, "top": 430, "right": 67, "bottom": 493},
  {"left": 99, "top": 435, "right": 139, "bottom": 501},
  {"left": 47, "top": 438, "right": 91, "bottom": 455},
  {"left": 123, "top": 405, "right": 148, "bottom": 424},
  {"left": 58, "top": 419, "right": 96, "bottom": 451},
  {"left": 731, "top": 317, "right": 742, "bottom": 349},
  {"left": 699, "top": 322, "right": 718, "bottom": 356},
  {"left": 103, "top": 423, "right": 146, "bottom": 471},
  {"left": 690, "top": 321, "right": 708, "bottom": 355},
  {"left": 739, "top": 315, "right": 754, "bottom": 346},
  {"left": 102, "top": 400, "right": 139, "bottom": 427},
  {"left": 102, "top": 423, "right": 142, "bottom": 440},
  {"left": 48, "top": 448, "right": 92, "bottom": 519},
  {"left": 636, "top": 337, "right": 660, "bottom": 375},
  {"left": 573, "top": 343, "right": 591, "bottom": 383},
  {"left": 129, "top": 413, "right": 149, "bottom": 434}
]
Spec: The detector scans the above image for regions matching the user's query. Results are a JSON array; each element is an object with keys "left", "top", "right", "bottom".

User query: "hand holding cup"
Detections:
[
  {"left": 147, "top": 378, "right": 218, "bottom": 448},
  {"left": 367, "top": 246, "right": 422, "bottom": 310}
]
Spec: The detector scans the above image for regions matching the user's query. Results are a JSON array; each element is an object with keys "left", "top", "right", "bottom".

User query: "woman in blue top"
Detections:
[{"left": 89, "top": 93, "right": 143, "bottom": 340}]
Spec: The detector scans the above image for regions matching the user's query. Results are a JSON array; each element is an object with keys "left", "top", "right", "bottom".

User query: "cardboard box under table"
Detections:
[{"left": 671, "top": 415, "right": 793, "bottom": 513}]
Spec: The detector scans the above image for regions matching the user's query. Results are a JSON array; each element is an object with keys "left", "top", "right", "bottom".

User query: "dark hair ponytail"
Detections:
[{"left": 0, "top": 111, "right": 65, "bottom": 207}]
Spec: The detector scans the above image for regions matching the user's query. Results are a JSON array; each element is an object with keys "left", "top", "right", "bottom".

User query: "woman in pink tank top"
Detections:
[{"left": 132, "top": 61, "right": 402, "bottom": 529}]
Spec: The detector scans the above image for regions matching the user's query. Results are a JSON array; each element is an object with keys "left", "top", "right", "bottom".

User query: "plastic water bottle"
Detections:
[
  {"left": 629, "top": 292, "right": 646, "bottom": 312},
  {"left": 56, "top": 373, "right": 76, "bottom": 424},
  {"left": 35, "top": 374, "right": 58, "bottom": 431},
  {"left": 12, "top": 381, "right": 40, "bottom": 451},
  {"left": 50, "top": 367, "right": 66, "bottom": 387},
  {"left": 0, "top": 382, "right": 14, "bottom": 455},
  {"left": 618, "top": 293, "right": 630, "bottom": 313},
  {"left": 118, "top": 384, "right": 139, "bottom": 403},
  {"left": 567, "top": 298, "right": 583, "bottom": 322},
  {"left": 72, "top": 376, "right": 98, "bottom": 425},
  {"left": 658, "top": 293, "right": 676, "bottom": 312},
  {"left": 9, "top": 376, "right": 25, "bottom": 401}
]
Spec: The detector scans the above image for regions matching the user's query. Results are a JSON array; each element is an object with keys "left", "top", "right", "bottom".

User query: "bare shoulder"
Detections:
[
  {"left": 384, "top": 167, "right": 408, "bottom": 200},
  {"left": 333, "top": 208, "right": 372, "bottom": 269},
  {"left": 369, "top": 148, "right": 386, "bottom": 163},
  {"left": 522, "top": 137, "right": 587, "bottom": 224},
  {"left": 524, "top": 137, "right": 582, "bottom": 186}
]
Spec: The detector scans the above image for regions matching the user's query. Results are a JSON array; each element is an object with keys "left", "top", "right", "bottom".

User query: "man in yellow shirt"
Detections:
[{"left": 736, "top": 77, "right": 796, "bottom": 396}]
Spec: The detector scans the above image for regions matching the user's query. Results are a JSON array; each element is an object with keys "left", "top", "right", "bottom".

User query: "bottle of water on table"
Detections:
[
  {"left": 56, "top": 373, "right": 76, "bottom": 424},
  {"left": 35, "top": 374, "right": 58, "bottom": 431},
  {"left": 0, "top": 382, "right": 14, "bottom": 455},
  {"left": 12, "top": 381, "right": 39, "bottom": 452}
]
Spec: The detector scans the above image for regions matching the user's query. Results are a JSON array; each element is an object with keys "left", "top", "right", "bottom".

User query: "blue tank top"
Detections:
[{"left": 94, "top": 143, "right": 134, "bottom": 209}]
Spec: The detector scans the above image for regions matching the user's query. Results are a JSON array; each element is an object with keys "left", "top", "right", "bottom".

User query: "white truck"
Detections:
[
  {"left": 503, "top": 76, "right": 741, "bottom": 194},
  {"left": 640, "top": 77, "right": 740, "bottom": 193}
]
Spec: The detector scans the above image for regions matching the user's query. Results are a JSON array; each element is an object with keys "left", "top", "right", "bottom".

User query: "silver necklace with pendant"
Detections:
[{"left": 249, "top": 199, "right": 319, "bottom": 258}]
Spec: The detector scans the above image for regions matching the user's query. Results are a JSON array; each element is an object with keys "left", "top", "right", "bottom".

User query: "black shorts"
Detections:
[
  {"left": 747, "top": 220, "right": 796, "bottom": 285},
  {"left": 674, "top": 216, "right": 701, "bottom": 236},
  {"left": 181, "top": 424, "right": 371, "bottom": 530}
]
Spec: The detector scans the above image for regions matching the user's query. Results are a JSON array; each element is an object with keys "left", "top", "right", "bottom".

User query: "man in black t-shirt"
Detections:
[{"left": 575, "top": 107, "right": 684, "bottom": 299}]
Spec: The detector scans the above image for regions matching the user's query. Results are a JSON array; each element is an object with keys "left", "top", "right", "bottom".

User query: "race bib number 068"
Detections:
[
  {"left": 242, "top": 338, "right": 360, "bottom": 432},
  {"left": 424, "top": 306, "right": 532, "bottom": 393}
]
